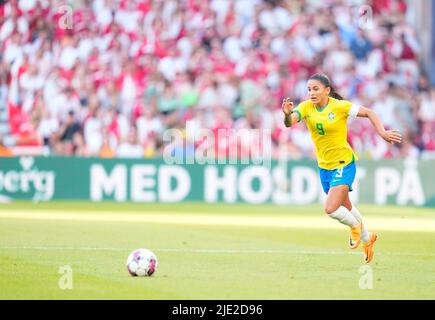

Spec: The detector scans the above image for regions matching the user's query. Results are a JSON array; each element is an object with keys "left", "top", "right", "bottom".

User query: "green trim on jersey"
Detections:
[
  {"left": 293, "top": 110, "right": 302, "bottom": 122},
  {"left": 314, "top": 99, "right": 330, "bottom": 112},
  {"left": 315, "top": 103, "right": 329, "bottom": 112}
]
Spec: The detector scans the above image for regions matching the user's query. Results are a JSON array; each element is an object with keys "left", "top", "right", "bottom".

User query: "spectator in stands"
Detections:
[
  {"left": 350, "top": 29, "right": 373, "bottom": 60},
  {"left": 53, "top": 110, "right": 81, "bottom": 155},
  {"left": 99, "top": 131, "right": 117, "bottom": 158},
  {"left": 37, "top": 109, "right": 59, "bottom": 146},
  {"left": 0, "top": 136, "right": 13, "bottom": 157},
  {"left": 116, "top": 126, "right": 144, "bottom": 158},
  {"left": 84, "top": 107, "right": 103, "bottom": 156},
  {"left": 72, "top": 132, "right": 89, "bottom": 157}
]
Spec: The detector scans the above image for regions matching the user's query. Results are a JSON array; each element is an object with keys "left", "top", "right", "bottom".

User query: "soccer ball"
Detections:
[{"left": 126, "top": 248, "right": 158, "bottom": 277}]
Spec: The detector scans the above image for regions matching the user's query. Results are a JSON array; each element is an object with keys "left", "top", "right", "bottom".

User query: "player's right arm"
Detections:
[{"left": 282, "top": 98, "right": 299, "bottom": 127}]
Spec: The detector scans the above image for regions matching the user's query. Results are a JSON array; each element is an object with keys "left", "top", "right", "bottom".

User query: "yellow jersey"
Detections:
[{"left": 293, "top": 97, "right": 360, "bottom": 170}]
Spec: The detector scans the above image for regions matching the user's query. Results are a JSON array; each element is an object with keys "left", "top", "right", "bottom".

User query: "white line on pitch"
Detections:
[
  {"left": 0, "top": 246, "right": 434, "bottom": 257},
  {"left": 2, "top": 210, "right": 435, "bottom": 232}
]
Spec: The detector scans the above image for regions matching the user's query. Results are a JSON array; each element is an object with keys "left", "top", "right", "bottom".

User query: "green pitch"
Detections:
[{"left": 0, "top": 202, "right": 434, "bottom": 299}]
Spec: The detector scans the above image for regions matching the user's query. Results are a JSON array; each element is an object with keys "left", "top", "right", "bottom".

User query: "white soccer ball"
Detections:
[{"left": 126, "top": 248, "right": 158, "bottom": 277}]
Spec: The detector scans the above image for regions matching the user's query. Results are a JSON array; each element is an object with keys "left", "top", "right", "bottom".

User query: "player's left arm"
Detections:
[{"left": 355, "top": 106, "right": 402, "bottom": 144}]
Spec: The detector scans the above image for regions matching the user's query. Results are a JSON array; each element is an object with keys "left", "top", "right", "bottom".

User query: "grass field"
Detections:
[{"left": 0, "top": 202, "right": 434, "bottom": 299}]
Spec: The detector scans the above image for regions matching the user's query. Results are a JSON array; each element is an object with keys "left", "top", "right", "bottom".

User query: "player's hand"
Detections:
[
  {"left": 382, "top": 130, "right": 402, "bottom": 144},
  {"left": 281, "top": 98, "right": 294, "bottom": 116}
]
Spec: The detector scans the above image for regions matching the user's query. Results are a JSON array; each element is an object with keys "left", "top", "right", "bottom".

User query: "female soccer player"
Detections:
[{"left": 281, "top": 73, "right": 402, "bottom": 263}]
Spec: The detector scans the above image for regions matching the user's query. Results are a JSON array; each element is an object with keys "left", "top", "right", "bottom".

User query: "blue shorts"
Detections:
[{"left": 319, "top": 161, "right": 356, "bottom": 194}]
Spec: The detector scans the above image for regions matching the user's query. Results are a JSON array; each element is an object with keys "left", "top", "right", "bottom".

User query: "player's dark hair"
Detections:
[{"left": 309, "top": 73, "right": 344, "bottom": 100}]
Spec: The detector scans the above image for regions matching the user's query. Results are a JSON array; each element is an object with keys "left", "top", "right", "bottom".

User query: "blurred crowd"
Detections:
[{"left": 0, "top": 0, "right": 434, "bottom": 160}]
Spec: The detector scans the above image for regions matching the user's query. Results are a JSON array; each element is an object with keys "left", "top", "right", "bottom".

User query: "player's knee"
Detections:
[{"left": 324, "top": 205, "right": 339, "bottom": 215}]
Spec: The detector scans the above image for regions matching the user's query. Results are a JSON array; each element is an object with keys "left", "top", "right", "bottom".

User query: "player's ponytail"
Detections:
[
  {"left": 329, "top": 86, "right": 344, "bottom": 100},
  {"left": 309, "top": 73, "right": 344, "bottom": 100}
]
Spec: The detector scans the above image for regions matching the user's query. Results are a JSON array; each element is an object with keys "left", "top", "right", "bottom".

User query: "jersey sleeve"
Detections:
[
  {"left": 339, "top": 100, "right": 360, "bottom": 118},
  {"left": 292, "top": 101, "right": 308, "bottom": 122}
]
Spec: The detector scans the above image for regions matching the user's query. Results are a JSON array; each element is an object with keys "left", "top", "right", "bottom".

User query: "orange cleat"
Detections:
[
  {"left": 349, "top": 222, "right": 362, "bottom": 249},
  {"left": 363, "top": 232, "right": 378, "bottom": 263}
]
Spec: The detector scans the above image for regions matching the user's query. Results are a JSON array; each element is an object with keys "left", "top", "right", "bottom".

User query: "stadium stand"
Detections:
[{"left": 0, "top": 0, "right": 433, "bottom": 159}]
